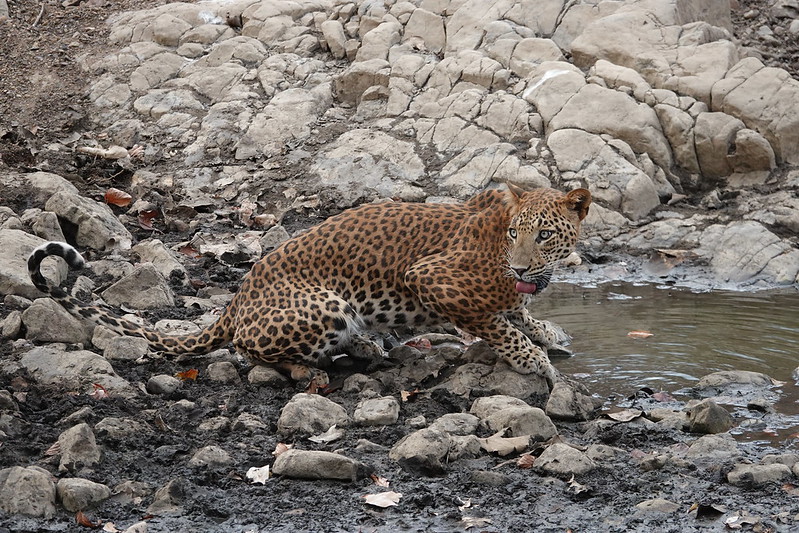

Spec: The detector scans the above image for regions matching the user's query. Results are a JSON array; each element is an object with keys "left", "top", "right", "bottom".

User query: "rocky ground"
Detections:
[{"left": 2, "top": 0, "right": 799, "bottom": 531}]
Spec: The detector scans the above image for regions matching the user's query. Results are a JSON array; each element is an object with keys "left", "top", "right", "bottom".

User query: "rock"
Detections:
[
  {"left": 333, "top": 59, "right": 390, "bottom": 105},
  {"left": 470, "top": 470, "right": 508, "bottom": 486},
  {"left": 146, "top": 375, "right": 181, "bottom": 396},
  {"left": 247, "top": 365, "right": 289, "bottom": 387},
  {"left": 438, "top": 363, "right": 549, "bottom": 401},
  {"left": 481, "top": 406, "right": 557, "bottom": 441},
  {"left": 22, "top": 298, "right": 93, "bottom": 344},
  {"left": 342, "top": 373, "right": 382, "bottom": 395},
  {"left": 429, "top": 413, "right": 479, "bottom": 436},
  {"left": 102, "top": 263, "right": 175, "bottom": 309},
  {"left": 1, "top": 308, "right": 22, "bottom": 338},
  {"left": 20, "top": 345, "right": 131, "bottom": 392},
  {"left": 687, "top": 399, "right": 733, "bottom": 434},
  {"left": 545, "top": 381, "right": 600, "bottom": 421},
  {"left": 58, "top": 423, "right": 101, "bottom": 473},
  {"left": 320, "top": 20, "right": 346, "bottom": 59},
  {"left": 95, "top": 417, "right": 150, "bottom": 440},
  {"left": 353, "top": 396, "right": 400, "bottom": 426},
  {"left": 685, "top": 434, "right": 740, "bottom": 464},
  {"left": 232, "top": 413, "right": 267, "bottom": 433},
  {"left": 272, "top": 449, "right": 367, "bottom": 481},
  {"left": 389, "top": 428, "right": 451, "bottom": 475},
  {"left": 403, "top": 8, "right": 445, "bottom": 53},
  {"left": 727, "top": 463, "right": 793, "bottom": 487},
  {"left": 206, "top": 361, "right": 241, "bottom": 384},
  {"left": 696, "top": 370, "right": 776, "bottom": 388},
  {"left": 693, "top": 111, "right": 745, "bottom": 179},
  {"left": 44, "top": 191, "right": 132, "bottom": 251},
  {"left": 449, "top": 435, "right": 482, "bottom": 460},
  {"left": 56, "top": 478, "right": 112, "bottom": 512},
  {"left": 131, "top": 240, "right": 187, "bottom": 283},
  {"left": 761, "top": 454, "right": 799, "bottom": 468},
  {"left": 259, "top": 225, "right": 291, "bottom": 253},
  {"left": 31, "top": 211, "right": 66, "bottom": 242},
  {"left": 470, "top": 395, "right": 530, "bottom": 418},
  {"left": 277, "top": 393, "right": 350, "bottom": 437},
  {"left": 147, "top": 478, "right": 186, "bottom": 516},
  {"left": 24, "top": 171, "right": 81, "bottom": 204},
  {"left": 0, "top": 466, "right": 57, "bottom": 518},
  {"left": 188, "top": 445, "right": 233, "bottom": 468},
  {"left": 355, "top": 20, "right": 401, "bottom": 61},
  {"left": 0, "top": 229, "right": 68, "bottom": 299},
  {"left": 535, "top": 443, "right": 596, "bottom": 477},
  {"left": 635, "top": 498, "right": 680, "bottom": 513},
  {"left": 103, "top": 336, "right": 150, "bottom": 361}
]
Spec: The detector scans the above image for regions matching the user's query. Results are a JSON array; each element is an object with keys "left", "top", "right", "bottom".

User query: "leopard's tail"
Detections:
[{"left": 28, "top": 242, "right": 235, "bottom": 355}]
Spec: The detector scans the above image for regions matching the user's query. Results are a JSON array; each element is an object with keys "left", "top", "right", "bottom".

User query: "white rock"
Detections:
[
  {"left": 102, "top": 263, "right": 175, "bottom": 309},
  {"left": 0, "top": 466, "right": 56, "bottom": 518},
  {"left": 277, "top": 393, "right": 350, "bottom": 437},
  {"left": 353, "top": 396, "right": 400, "bottom": 426},
  {"left": 45, "top": 191, "right": 132, "bottom": 251},
  {"left": 0, "top": 229, "right": 68, "bottom": 299},
  {"left": 58, "top": 423, "right": 101, "bottom": 473}
]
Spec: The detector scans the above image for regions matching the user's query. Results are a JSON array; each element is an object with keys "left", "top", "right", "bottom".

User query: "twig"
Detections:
[{"left": 31, "top": 2, "right": 45, "bottom": 27}]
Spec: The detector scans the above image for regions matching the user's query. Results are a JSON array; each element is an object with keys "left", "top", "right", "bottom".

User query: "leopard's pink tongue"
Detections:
[{"left": 515, "top": 281, "right": 538, "bottom": 294}]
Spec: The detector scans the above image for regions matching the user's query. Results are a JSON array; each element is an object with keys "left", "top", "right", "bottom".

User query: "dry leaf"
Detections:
[
  {"left": 77, "top": 144, "right": 130, "bottom": 159},
  {"left": 178, "top": 244, "right": 201, "bottom": 258},
  {"left": 627, "top": 330, "right": 653, "bottom": 339},
  {"left": 246, "top": 465, "right": 271, "bottom": 485},
  {"left": 44, "top": 441, "right": 61, "bottom": 456},
  {"left": 400, "top": 389, "right": 420, "bottom": 402},
  {"left": 273, "top": 443, "right": 292, "bottom": 456},
  {"left": 404, "top": 338, "right": 432, "bottom": 350},
  {"left": 652, "top": 391, "right": 675, "bottom": 402},
  {"left": 478, "top": 429, "right": 530, "bottom": 456},
  {"left": 104, "top": 188, "right": 132, "bottom": 207},
  {"left": 782, "top": 483, "right": 799, "bottom": 496},
  {"left": 175, "top": 369, "right": 199, "bottom": 381},
  {"left": 308, "top": 424, "right": 344, "bottom": 444},
  {"left": 138, "top": 209, "right": 159, "bottom": 230},
  {"left": 605, "top": 409, "right": 643, "bottom": 422},
  {"left": 370, "top": 474, "right": 390, "bottom": 487},
  {"left": 75, "top": 510, "right": 101, "bottom": 528},
  {"left": 88, "top": 383, "right": 110, "bottom": 400},
  {"left": 462, "top": 517, "right": 492, "bottom": 529},
  {"left": 725, "top": 511, "right": 761, "bottom": 529},
  {"left": 516, "top": 453, "right": 535, "bottom": 469},
  {"left": 102, "top": 523, "right": 121, "bottom": 533},
  {"left": 363, "top": 491, "right": 402, "bottom": 508}
]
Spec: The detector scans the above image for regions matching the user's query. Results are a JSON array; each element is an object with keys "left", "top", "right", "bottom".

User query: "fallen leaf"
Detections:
[
  {"left": 627, "top": 331, "right": 653, "bottom": 339},
  {"left": 77, "top": 144, "right": 130, "bottom": 159},
  {"left": 13, "top": 391, "right": 27, "bottom": 403},
  {"left": 138, "top": 209, "right": 159, "bottom": 230},
  {"left": 630, "top": 449, "right": 649, "bottom": 460},
  {"left": 88, "top": 383, "right": 110, "bottom": 400},
  {"left": 690, "top": 502, "right": 727, "bottom": 520},
  {"left": 478, "top": 429, "right": 530, "bottom": 456},
  {"left": 516, "top": 453, "right": 535, "bottom": 469},
  {"left": 783, "top": 483, "right": 799, "bottom": 496},
  {"left": 44, "top": 441, "right": 61, "bottom": 456},
  {"left": 404, "top": 338, "right": 432, "bottom": 350},
  {"left": 246, "top": 465, "right": 270, "bottom": 485},
  {"left": 363, "top": 491, "right": 402, "bottom": 508},
  {"left": 75, "top": 510, "right": 101, "bottom": 528},
  {"left": 175, "top": 369, "right": 199, "bottom": 381},
  {"left": 178, "top": 244, "right": 201, "bottom": 258},
  {"left": 308, "top": 424, "right": 344, "bottom": 444},
  {"left": 401, "top": 389, "right": 420, "bottom": 402},
  {"left": 370, "top": 474, "right": 390, "bottom": 487},
  {"left": 724, "top": 511, "right": 761, "bottom": 529},
  {"left": 462, "top": 517, "right": 492, "bottom": 529},
  {"left": 605, "top": 409, "right": 643, "bottom": 422},
  {"left": 104, "top": 188, "right": 132, "bottom": 207},
  {"left": 457, "top": 497, "right": 471, "bottom": 511},
  {"left": 102, "top": 523, "right": 121, "bottom": 533},
  {"left": 652, "top": 391, "right": 675, "bottom": 402},
  {"left": 273, "top": 443, "right": 292, "bottom": 456},
  {"left": 567, "top": 474, "right": 591, "bottom": 496}
]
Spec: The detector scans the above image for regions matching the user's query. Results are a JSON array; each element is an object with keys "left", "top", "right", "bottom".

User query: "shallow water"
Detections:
[{"left": 535, "top": 282, "right": 799, "bottom": 441}]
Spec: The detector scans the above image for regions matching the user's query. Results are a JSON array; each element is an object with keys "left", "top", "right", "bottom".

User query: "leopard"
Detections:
[{"left": 28, "top": 184, "right": 591, "bottom": 390}]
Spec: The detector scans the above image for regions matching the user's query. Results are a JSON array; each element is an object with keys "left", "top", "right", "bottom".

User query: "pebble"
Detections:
[
  {"left": 535, "top": 443, "right": 596, "bottom": 477},
  {"left": 277, "top": 393, "right": 350, "bottom": 437},
  {"left": 58, "top": 423, "right": 101, "bottom": 473},
  {"left": 272, "top": 449, "right": 367, "bottom": 481},
  {"left": 353, "top": 396, "right": 400, "bottom": 425},
  {"left": 0, "top": 466, "right": 57, "bottom": 518},
  {"left": 56, "top": 478, "right": 112, "bottom": 512},
  {"left": 146, "top": 374, "right": 181, "bottom": 396}
]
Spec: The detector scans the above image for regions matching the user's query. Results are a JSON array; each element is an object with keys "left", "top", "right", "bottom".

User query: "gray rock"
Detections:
[
  {"left": 449, "top": 435, "right": 482, "bottom": 460},
  {"left": 482, "top": 406, "right": 557, "bottom": 441},
  {"left": 685, "top": 434, "right": 740, "bottom": 463},
  {"left": 272, "top": 449, "right": 366, "bottom": 481},
  {"left": 545, "top": 381, "right": 600, "bottom": 421},
  {"left": 21, "top": 345, "right": 131, "bottom": 392},
  {"left": 441, "top": 363, "right": 549, "bottom": 401},
  {"left": 761, "top": 453, "right": 799, "bottom": 467},
  {"left": 429, "top": 413, "right": 479, "bottom": 436},
  {"left": 206, "top": 361, "right": 241, "bottom": 384},
  {"left": 104, "top": 336, "right": 150, "bottom": 361},
  {"left": 353, "top": 396, "right": 400, "bottom": 426},
  {"left": 0, "top": 229, "right": 67, "bottom": 299},
  {"left": 24, "top": 171, "right": 81, "bottom": 204},
  {"left": 188, "top": 445, "right": 233, "bottom": 468},
  {"left": 470, "top": 395, "right": 530, "bottom": 419},
  {"left": 146, "top": 375, "right": 181, "bottom": 396},
  {"left": 147, "top": 478, "right": 186, "bottom": 516},
  {"left": 198, "top": 417, "right": 230, "bottom": 433},
  {"left": 635, "top": 498, "right": 680, "bottom": 513},
  {"left": 58, "top": 423, "right": 101, "bottom": 473},
  {"left": 470, "top": 470, "right": 509, "bottom": 486},
  {"left": 687, "top": 399, "right": 733, "bottom": 434},
  {"left": 232, "top": 413, "right": 267, "bottom": 433},
  {"left": 389, "top": 428, "right": 451, "bottom": 475},
  {"left": 122, "top": 522, "right": 149, "bottom": 533},
  {"left": 1, "top": 309, "right": 22, "bottom": 339},
  {"left": 0, "top": 466, "right": 57, "bottom": 518},
  {"left": 341, "top": 373, "right": 382, "bottom": 395},
  {"left": 102, "top": 263, "right": 175, "bottom": 309},
  {"left": 95, "top": 417, "right": 150, "bottom": 440},
  {"left": 45, "top": 191, "right": 132, "bottom": 251},
  {"left": 247, "top": 365, "right": 289, "bottom": 387},
  {"left": 535, "top": 443, "right": 596, "bottom": 477},
  {"left": 277, "top": 393, "right": 350, "bottom": 437},
  {"left": 56, "top": 478, "right": 112, "bottom": 512},
  {"left": 31, "top": 211, "right": 66, "bottom": 242},
  {"left": 320, "top": 20, "right": 346, "bottom": 59},
  {"left": 696, "top": 370, "right": 776, "bottom": 388},
  {"left": 259, "top": 225, "right": 291, "bottom": 253},
  {"left": 131, "top": 239, "right": 187, "bottom": 283},
  {"left": 727, "top": 463, "right": 793, "bottom": 487},
  {"left": 22, "top": 298, "right": 93, "bottom": 344},
  {"left": 0, "top": 390, "right": 16, "bottom": 411}
]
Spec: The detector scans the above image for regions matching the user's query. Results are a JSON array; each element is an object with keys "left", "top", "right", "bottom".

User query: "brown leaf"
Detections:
[
  {"left": 516, "top": 453, "right": 535, "bottom": 469},
  {"left": 273, "top": 443, "right": 292, "bottom": 456},
  {"left": 652, "top": 391, "right": 675, "bottom": 402},
  {"left": 782, "top": 483, "right": 799, "bottom": 496},
  {"left": 104, "top": 188, "right": 132, "bottom": 207},
  {"left": 605, "top": 409, "right": 643, "bottom": 422},
  {"left": 76, "top": 511, "right": 101, "bottom": 528},
  {"left": 178, "top": 245, "right": 201, "bottom": 259},
  {"left": 175, "top": 369, "right": 199, "bottom": 381},
  {"left": 478, "top": 429, "right": 530, "bottom": 456},
  {"left": 363, "top": 491, "right": 402, "bottom": 508},
  {"left": 627, "top": 330, "right": 653, "bottom": 339},
  {"left": 401, "top": 389, "right": 420, "bottom": 402},
  {"left": 88, "top": 383, "right": 110, "bottom": 400},
  {"left": 404, "top": 338, "right": 432, "bottom": 350},
  {"left": 44, "top": 441, "right": 61, "bottom": 456},
  {"left": 370, "top": 474, "right": 390, "bottom": 487},
  {"left": 138, "top": 209, "right": 159, "bottom": 230}
]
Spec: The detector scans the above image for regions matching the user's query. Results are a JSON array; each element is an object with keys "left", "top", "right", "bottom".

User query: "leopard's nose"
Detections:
[{"left": 511, "top": 267, "right": 528, "bottom": 278}]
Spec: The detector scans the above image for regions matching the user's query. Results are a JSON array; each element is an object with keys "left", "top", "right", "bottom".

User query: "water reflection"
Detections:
[{"left": 534, "top": 283, "right": 799, "bottom": 414}]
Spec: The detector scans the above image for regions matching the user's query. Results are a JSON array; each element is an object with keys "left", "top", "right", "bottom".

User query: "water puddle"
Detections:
[{"left": 536, "top": 282, "right": 799, "bottom": 444}]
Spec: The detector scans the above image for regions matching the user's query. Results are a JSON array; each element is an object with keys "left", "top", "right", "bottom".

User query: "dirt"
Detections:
[{"left": 2, "top": 1, "right": 799, "bottom": 532}]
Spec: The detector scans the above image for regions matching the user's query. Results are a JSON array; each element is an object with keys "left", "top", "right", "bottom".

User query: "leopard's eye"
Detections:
[
  {"left": 508, "top": 228, "right": 518, "bottom": 239},
  {"left": 539, "top": 230, "right": 554, "bottom": 240}
]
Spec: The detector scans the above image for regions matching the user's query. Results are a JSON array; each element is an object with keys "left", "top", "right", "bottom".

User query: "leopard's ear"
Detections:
[
  {"left": 564, "top": 188, "right": 591, "bottom": 221},
  {"left": 506, "top": 182, "right": 526, "bottom": 200}
]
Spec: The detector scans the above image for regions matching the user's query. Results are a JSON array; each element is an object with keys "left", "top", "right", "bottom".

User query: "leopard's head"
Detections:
[{"left": 504, "top": 184, "right": 591, "bottom": 295}]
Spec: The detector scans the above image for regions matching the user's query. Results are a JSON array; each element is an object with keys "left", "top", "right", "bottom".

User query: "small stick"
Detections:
[{"left": 32, "top": 2, "right": 44, "bottom": 27}]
